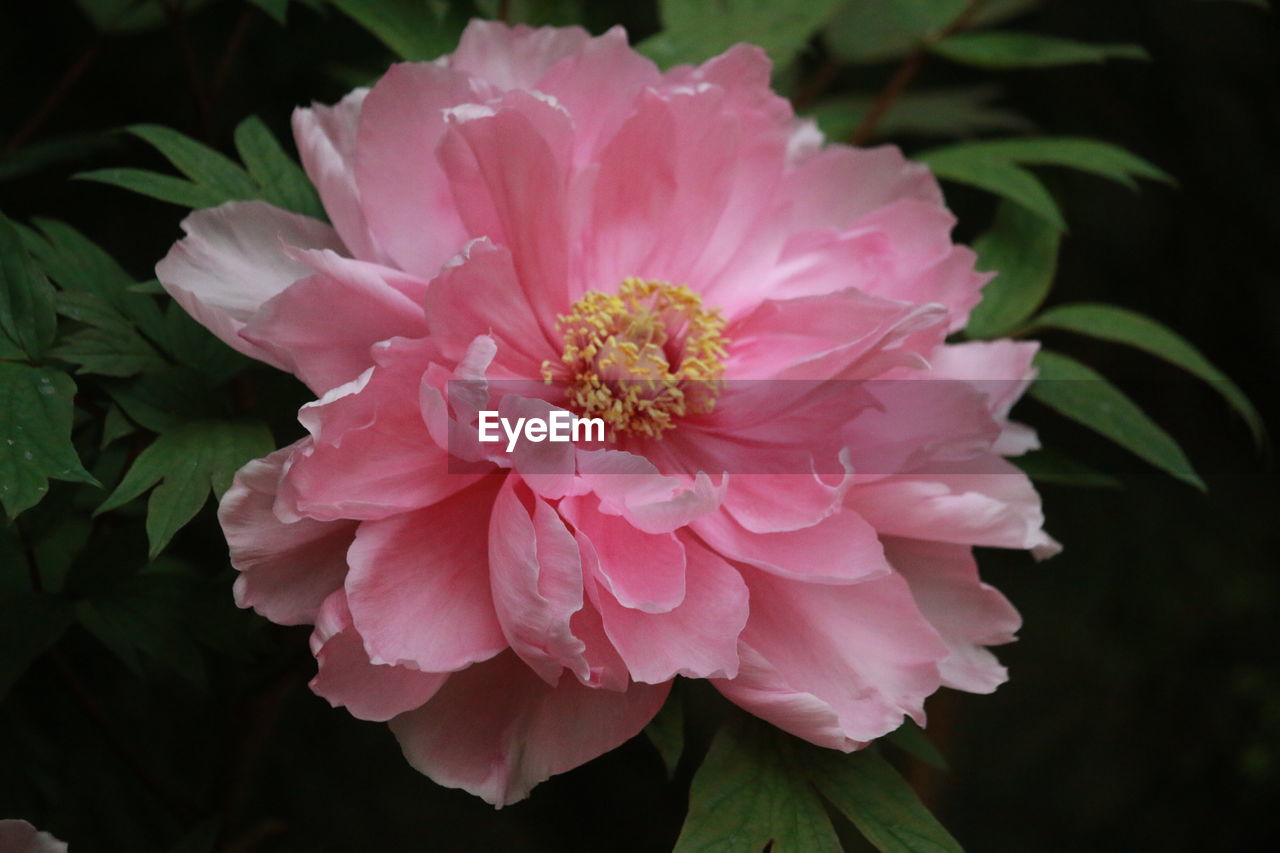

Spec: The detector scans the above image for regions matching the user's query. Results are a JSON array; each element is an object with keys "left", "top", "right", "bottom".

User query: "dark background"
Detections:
[{"left": 1, "top": 0, "right": 1277, "bottom": 850}]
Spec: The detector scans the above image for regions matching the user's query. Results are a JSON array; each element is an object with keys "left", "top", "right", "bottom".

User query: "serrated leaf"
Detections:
[
  {"left": 806, "top": 745, "right": 963, "bottom": 853},
  {"left": 0, "top": 591, "right": 74, "bottom": 697},
  {"left": 97, "top": 420, "right": 274, "bottom": 555},
  {"left": 1027, "top": 303, "right": 1263, "bottom": 445},
  {"left": 0, "top": 213, "right": 58, "bottom": 359},
  {"left": 75, "top": 168, "right": 229, "bottom": 209},
  {"left": 674, "top": 718, "right": 841, "bottom": 853},
  {"left": 1030, "top": 350, "right": 1203, "bottom": 489},
  {"left": 917, "top": 148, "right": 1065, "bottom": 227},
  {"left": 0, "top": 364, "right": 97, "bottom": 517},
  {"left": 931, "top": 32, "right": 1148, "bottom": 69},
  {"left": 233, "top": 116, "right": 325, "bottom": 219},
  {"left": 810, "top": 86, "right": 1034, "bottom": 142},
  {"left": 127, "top": 124, "right": 259, "bottom": 201},
  {"left": 966, "top": 200, "right": 1062, "bottom": 338},
  {"left": 639, "top": 0, "right": 844, "bottom": 69},
  {"left": 645, "top": 686, "right": 684, "bottom": 778},
  {"left": 886, "top": 719, "right": 949, "bottom": 771},
  {"left": 328, "top": 0, "right": 468, "bottom": 61}
]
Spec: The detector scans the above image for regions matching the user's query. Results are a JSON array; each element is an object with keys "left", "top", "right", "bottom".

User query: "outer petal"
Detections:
[
  {"left": 785, "top": 144, "right": 943, "bottom": 233},
  {"left": 447, "top": 20, "right": 594, "bottom": 91},
  {"left": 309, "top": 590, "right": 448, "bottom": 721},
  {"left": 345, "top": 476, "right": 508, "bottom": 672},
  {"left": 884, "top": 538, "right": 1021, "bottom": 694},
  {"left": 714, "top": 569, "right": 946, "bottom": 747},
  {"left": 218, "top": 444, "right": 354, "bottom": 626},
  {"left": 155, "top": 201, "right": 343, "bottom": 368},
  {"left": 390, "top": 651, "right": 669, "bottom": 806}
]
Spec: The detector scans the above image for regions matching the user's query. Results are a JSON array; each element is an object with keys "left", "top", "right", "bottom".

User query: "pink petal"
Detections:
[
  {"left": 884, "top": 537, "right": 1021, "bottom": 694},
  {"left": 390, "top": 651, "right": 669, "bottom": 806},
  {"left": 447, "top": 20, "right": 593, "bottom": 91},
  {"left": 155, "top": 201, "right": 343, "bottom": 368},
  {"left": 345, "top": 476, "right": 508, "bottom": 672},
  {"left": 589, "top": 536, "right": 747, "bottom": 683},
  {"left": 575, "top": 449, "right": 724, "bottom": 534},
  {"left": 714, "top": 569, "right": 946, "bottom": 746},
  {"left": 218, "top": 444, "right": 354, "bottom": 626},
  {"left": 0, "top": 820, "right": 67, "bottom": 853},
  {"left": 785, "top": 144, "right": 943, "bottom": 234},
  {"left": 309, "top": 591, "right": 447, "bottom": 721},
  {"left": 488, "top": 478, "right": 586, "bottom": 684}
]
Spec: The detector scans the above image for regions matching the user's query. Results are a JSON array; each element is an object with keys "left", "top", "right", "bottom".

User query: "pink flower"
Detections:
[{"left": 158, "top": 21, "right": 1057, "bottom": 805}]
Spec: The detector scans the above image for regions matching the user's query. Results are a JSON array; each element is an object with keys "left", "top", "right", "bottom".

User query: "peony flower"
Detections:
[{"left": 157, "top": 20, "right": 1057, "bottom": 805}]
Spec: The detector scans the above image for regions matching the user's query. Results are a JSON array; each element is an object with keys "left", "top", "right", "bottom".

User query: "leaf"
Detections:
[
  {"left": 810, "top": 86, "right": 1034, "bottom": 142},
  {"left": 247, "top": 0, "right": 290, "bottom": 24},
  {"left": 127, "top": 124, "right": 260, "bottom": 201},
  {"left": 50, "top": 327, "right": 168, "bottom": 377},
  {"left": 0, "top": 364, "right": 97, "bottom": 517},
  {"left": 916, "top": 148, "right": 1065, "bottom": 227},
  {"left": 101, "top": 403, "right": 135, "bottom": 449},
  {"left": 106, "top": 366, "right": 225, "bottom": 433},
  {"left": 74, "top": 0, "right": 168, "bottom": 33},
  {"left": 806, "top": 746, "right": 963, "bottom": 853},
  {"left": 0, "top": 592, "right": 74, "bottom": 697},
  {"left": 645, "top": 686, "right": 685, "bottom": 778},
  {"left": 966, "top": 200, "right": 1062, "bottom": 338},
  {"left": 674, "top": 717, "right": 841, "bottom": 853},
  {"left": 97, "top": 420, "right": 275, "bottom": 556},
  {"left": 885, "top": 719, "right": 949, "bottom": 771},
  {"left": 75, "top": 168, "right": 228, "bottom": 209},
  {"left": 1029, "top": 350, "right": 1204, "bottom": 489},
  {"left": 156, "top": 303, "right": 252, "bottom": 384},
  {"left": 639, "top": 0, "right": 844, "bottom": 69},
  {"left": 0, "top": 213, "right": 58, "bottom": 359},
  {"left": 233, "top": 116, "right": 325, "bottom": 218},
  {"left": 1027, "top": 303, "right": 1263, "bottom": 445},
  {"left": 935, "top": 137, "right": 1172, "bottom": 189},
  {"left": 931, "top": 32, "right": 1149, "bottom": 69},
  {"left": 1013, "top": 449, "right": 1121, "bottom": 489},
  {"left": 327, "top": 0, "right": 469, "bottom": 61},
  {"left": 825, "top": 0, "right": 1040, "bottom": 64},
  {"left": 0, "top": 133, "right": 121, "bottom": 183}
]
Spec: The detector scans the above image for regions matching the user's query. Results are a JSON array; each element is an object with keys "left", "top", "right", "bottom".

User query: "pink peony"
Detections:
[{"left": 158, "top": 21, "right": 1057, "bottom": 805}]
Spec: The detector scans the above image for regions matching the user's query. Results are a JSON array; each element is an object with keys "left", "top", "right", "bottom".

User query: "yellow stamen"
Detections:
[{"left": 542, "top": 278, "right": 727, "bottom": 439}]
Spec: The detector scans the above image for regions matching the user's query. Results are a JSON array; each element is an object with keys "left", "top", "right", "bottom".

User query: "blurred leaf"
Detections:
[
  {"left": 97, "top": 420, "right": 274, "bottom": 556},
  {"left": 106, "top": 366, "right": 225, "bottom": 433},
  {"left": 248, "top": 0, "right": 290, "bottom": 24},
  {"left": 234, "top": 116, "right": 326, "bottom": 219},
  {"left": 74, "top": 0, "right": 167, "bottom": 33},
  {"left": 0, "top": 213, "right": 58, "bottom": 359},
  {"left": 810, "top": 86, "right": 1034, "bottom": 142},
  {"left": 645, "top": 686, "right": 684, "bottom": 778},
  {"left": 806, "top": 745, "right": 963, "bottom": 853},
  {"left": 916, "top": 148, "right": 1065, "bottom": 227},
  {"left": 931, "top": 32, "right": 1149, "bottom": 69},
  {"left": 826, "top": 0, "right": 1039, "bottom": 64},
  {"left": 56, "top": 290, "right": 133, "bottom": 335},
  {"left": 886, "top": 719, "right": 949, "bottom": 771},
  {"left": 1028, "top": 303, "right": 1264, "bottom": 445},
  {"left": 75, "top": 168, "right": 227, "bottom": 209},
  {"left": 674, "top": 717, "right": 841, "bottom": 853},
  {"left": 0, "top": 364, "right": 97, "bottom": 518},
  {"left": 967, "top": 200, "right": 1062, "bottom": 338},
  {"left": 1030, "top": 350, "right": 1204, "bottom": 489},
  {"left": 1014, "top": 448, "right": 1122, "bottom": 489},
  {"left": 327, "top": 0, "right": 471, "bottom": 61},
  {"left": 0, "top": 592, "right": 74, "bottom": 697},
  {"left": 639, "top": 0, "right": 844, "bottom": 69},
  {"left": 939, "top": 137, "right": 1172, "bottom": 189},
  {"left": 0, "top": 133, "right": 121, "bottom": 183}
]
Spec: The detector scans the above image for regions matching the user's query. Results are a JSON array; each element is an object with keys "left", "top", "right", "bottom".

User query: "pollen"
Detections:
[{"left": 543, "top": 278, "right": 728, "bottom": 439}]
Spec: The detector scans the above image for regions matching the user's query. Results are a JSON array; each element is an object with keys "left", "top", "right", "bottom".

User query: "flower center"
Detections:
[{"left": 543, "top": 278, "right": 727, "bottom": 439}]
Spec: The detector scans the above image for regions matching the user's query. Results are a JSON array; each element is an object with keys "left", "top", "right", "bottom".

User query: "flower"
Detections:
[
  {"left": 0, "top": 820, "right": 69, "bottom": 853},
  {"left": 157, "top": 20, "right": 1057, "bottom": 806}
]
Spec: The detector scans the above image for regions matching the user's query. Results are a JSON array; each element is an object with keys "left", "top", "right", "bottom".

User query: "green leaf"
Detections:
[
  {"left": 234, "top": 116, "right": 326, "bottom": 218},
  {"left": 75, "top": 168, "right": 228, "bottom": 209},
  {"left": 810, "top": 86, "right": 1034, "bottom": 143},
  {"left": 806, "top": 746, "right": 963, "bottom": 853},
  {"left": 328, "top": 0, "right": 469, "bottom": 61},
  {"left": 156, "top": 303, "right": 252, "bottom": 384},
  {"left": 917, "top": 148, "right": 1065, "bottom": 228},
  {"left": 101, "top": 403, "right": 135, "bottom": 449},
  {"left": 931, "top": 32, "right": 1149, "bottom": 69},
  {"left": 0, "top": 213, "right": 58, "bottom": 359},
  {"left": 1027, "top": 303, "right": 1263, "bottom": 445},
  {"left": 886, "top": 719, "right": 949, "bottom": 771},
  {"left": 0, "top": 133, "right": 121, "bottom": 183},
  {"left": 97, "top": 420, "right": 274, "bottom": 556},
  {"left": 247, "top": 0, "right": 290, "bottom": 24},
  {"left": 74, "top": 0, "right": 168, "bottom": 33},
  {"left": 674, "top": 718, "right": 841, "bottom": 853},
  {"left": 826, "top": 0, "right": 1039, "bottom": 64},
  {"left": 127, "top": 124, "right": 260, "bottom": 201},
  {"left": 935, "top": 137, "right": 1172, "bottom": 189},
  {"left": 1029, "top": 350, "right": 1204, "bottom": 489},
  {"left": 50, "top": 327, "right": 168, "bottom": 378},
  {"left": 0, "top": 364, "right": 97, "bottom": 517},
  {"left": 1014, "top": 449, "right": 1122, "bottom": 489},
  {"left": 0, "top": 591, "right": 74, "bottom": 697},
  {"left": 645, "top": 686, "right": 685, "bottom": 778},
  {"left": 966, "top": 200, "right": 1062, "bottom": 338},
  {"left": 639, "top": 0, "right": 844, "bottom": 69}
]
